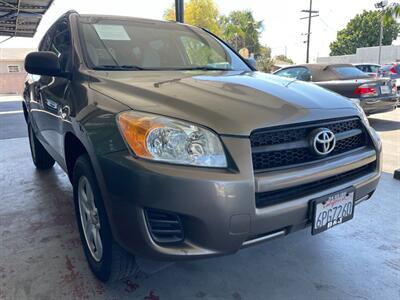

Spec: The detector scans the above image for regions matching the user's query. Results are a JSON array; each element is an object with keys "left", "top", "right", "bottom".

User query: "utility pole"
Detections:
[
  {"left": 375, "top": 1, "right": 388, "bottom": 64},
  {"left": 175, "top": 0, "right": 184, "bottom": 23},
  {"left": 301, "top": 0, "right": 319, "bottom": 63},
  {"left": 378, "top": 15, "right": 384, "bottom": 64}
]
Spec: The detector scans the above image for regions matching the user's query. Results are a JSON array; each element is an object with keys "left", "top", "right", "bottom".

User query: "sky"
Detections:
[{"left": 0, "top": 0, "right": 398, "bottom": 63}]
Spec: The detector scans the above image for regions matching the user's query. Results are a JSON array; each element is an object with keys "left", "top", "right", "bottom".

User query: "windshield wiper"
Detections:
[
  {"left": 93, "top": 65, "right": 145, "bottom": 71},
  {"left": 174, "top": 66, "right": 232, "bottom": 71}
]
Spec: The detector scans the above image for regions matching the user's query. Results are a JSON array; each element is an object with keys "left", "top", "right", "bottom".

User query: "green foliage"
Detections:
[
  {"left": 274, "top": 55, "right": 294, "bottom": 64},
  {"left": 181, "top": 36, "right": 226, "bottom": 66},
  {"left": 256, "top": 45, "right": 274, "bottom": 73},
  {"left": 258, "top": 45, "right": 272, "bottom": 59},
  {"left": 330, "top": 10, "right": 399, "bottom": 56},
  {"left": 256, "top": 56, "right": 275, "bottom": 73},
  {"left": 384, "top": 4, "right": 400, "bottom": 22},
  {"left": 164, "top": 1, "right": 264, "bottom": 56},
  {"left": 219, "top": 10, "right": 263, "bottom": 55},
  {"left": 164, "top": 0, "right": 222, "bottom": 36}
]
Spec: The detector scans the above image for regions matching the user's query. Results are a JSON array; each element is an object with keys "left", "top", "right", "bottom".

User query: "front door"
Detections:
[{"left": 35, "top": 18, "right": 73, "bottom": 165}]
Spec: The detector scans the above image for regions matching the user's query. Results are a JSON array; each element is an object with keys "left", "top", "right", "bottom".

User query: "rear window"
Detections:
[{"left": 333, "top": 66, "right": 368, "bottom": 78}]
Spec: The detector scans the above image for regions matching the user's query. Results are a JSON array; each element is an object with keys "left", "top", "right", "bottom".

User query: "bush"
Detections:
[{"left": 256, "top": 57, "right": 275, "bottom": 73}]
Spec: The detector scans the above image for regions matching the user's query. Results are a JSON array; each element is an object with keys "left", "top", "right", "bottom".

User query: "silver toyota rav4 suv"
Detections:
[{"left": 23, "top": 12, "right": 382, "bottom": 282}]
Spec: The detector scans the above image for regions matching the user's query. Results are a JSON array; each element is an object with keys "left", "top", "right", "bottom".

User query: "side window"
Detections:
[
  {"left": 361, "top": 65, "right": 370, "bottom": 73},
  {"left": 297, "top": 68, "right": 312, "bottom": 81},
  {"left": 370, "top": 65, "right": 379, "bottom": 73},
  {"left": 276, "top": 67, "right": 311, "bottom": 81},
  {"left": 39, "top": 31, "right": 52, "bottom": 51},
  {"left": 275, "top": 68, "right": 295, "bottom": 78},
  {"left": 180, "top": 36, "right": 228, "bottom": 68},
  {"left": 50, "top": 20, "right": 72, "bottom": 72}
]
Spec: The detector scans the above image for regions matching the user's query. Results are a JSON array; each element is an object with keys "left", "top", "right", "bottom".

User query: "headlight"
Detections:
[{"left": 117, "top": 111, "right": 227, "bottom": 168}]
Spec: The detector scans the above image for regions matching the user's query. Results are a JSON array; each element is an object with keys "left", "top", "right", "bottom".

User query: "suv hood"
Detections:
[{"left": 89, "top": 70, "right": 358, "bottom": 136}]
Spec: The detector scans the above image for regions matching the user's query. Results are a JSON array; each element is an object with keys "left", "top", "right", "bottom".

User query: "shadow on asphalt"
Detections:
[{"left": 369, "top": 117, "right": 400, "bottom": 132}]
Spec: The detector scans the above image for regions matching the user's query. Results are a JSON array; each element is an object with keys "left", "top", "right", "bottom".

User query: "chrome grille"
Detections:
[{"left": 250, "top": 118, "right": 367, "bottom": 171}]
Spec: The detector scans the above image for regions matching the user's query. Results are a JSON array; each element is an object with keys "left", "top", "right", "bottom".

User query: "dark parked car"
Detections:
[
  {"left": 354, "top": 63, "right": 381, "bottom": 78},
  {"left": 24, "top": 12, "right": 382, "bottom": 282},
  {"left": 274, "top": 64, "right": 398, "bottom": 115}
]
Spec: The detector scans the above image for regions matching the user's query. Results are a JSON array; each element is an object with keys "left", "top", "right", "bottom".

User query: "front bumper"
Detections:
[{"left": 98, "top": 132, "right": 382, "bottom": 261}]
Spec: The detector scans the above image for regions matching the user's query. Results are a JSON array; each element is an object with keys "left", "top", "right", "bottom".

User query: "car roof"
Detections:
[
  {"left": 77, "top": 13, "right": 191, "bottom": 28},
  {"left": 293, "top": 63, "right": 353, "bottom": 70},
  {"left": 279, "top": 63, "right": 367, "bottom": 81},
  {"left": 354, "top": 63, "right": 381, "bottom": 66}
]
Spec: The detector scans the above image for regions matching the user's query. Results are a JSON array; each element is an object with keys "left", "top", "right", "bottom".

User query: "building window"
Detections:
[{"left": 8, "top": 65, "right": 20, "bottom": 73}]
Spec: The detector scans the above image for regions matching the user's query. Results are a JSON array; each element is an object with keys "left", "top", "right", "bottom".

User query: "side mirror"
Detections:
[
  {"left": 25, "top": 51, "right": 64, "bottom": 77},
  {"left": 246, "top": 58, "right": 257, "bottom": 70}
]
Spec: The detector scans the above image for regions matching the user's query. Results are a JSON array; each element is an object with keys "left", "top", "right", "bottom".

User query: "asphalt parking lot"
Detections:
[{"left": 0, "top": 97, "right": 399, "bottom": 300}]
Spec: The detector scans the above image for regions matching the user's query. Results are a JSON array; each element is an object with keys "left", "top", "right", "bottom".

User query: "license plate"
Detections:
[
  {"left": 380, "top": 85, "right": 391, "bottom": 94},
  {"left": 312, "top": 188, "right": 355, "bottom": 235}
]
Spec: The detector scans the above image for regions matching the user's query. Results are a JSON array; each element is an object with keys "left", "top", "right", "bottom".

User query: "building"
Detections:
[
  {"left": 0, "top": 48, "right": 35, "bottom": 95},
  {"left": 317, "top": 45, "right": 400, "bottom": 65}
]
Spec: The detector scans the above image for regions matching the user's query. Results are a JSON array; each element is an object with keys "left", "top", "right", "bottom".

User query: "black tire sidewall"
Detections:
[
  {"left": 27, "top": 122, "right": 55, "bottom": 169},
  {"left": 28, "top": 123, "right": 38, "bottom": 165},
  {"left": 72, "top": 154, "right": 113, "bottom": 282}
]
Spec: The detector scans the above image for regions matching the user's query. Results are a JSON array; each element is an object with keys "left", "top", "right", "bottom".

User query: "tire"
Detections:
[
  {"left": 28, "top": 123, "right": 55, "bottom": 170},
  {"left": 72, "top": 154, "right": 139, "bottom": 282}
]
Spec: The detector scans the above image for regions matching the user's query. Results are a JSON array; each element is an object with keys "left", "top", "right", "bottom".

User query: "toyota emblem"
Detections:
[{"left": 309, "top": 128, "right": 336, "bottom": 155}]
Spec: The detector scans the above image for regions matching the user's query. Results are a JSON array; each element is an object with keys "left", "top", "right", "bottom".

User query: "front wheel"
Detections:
[
  {"left": 72, "top": 154, "right": 139, "bottom": 282},
  {"left": 28, "top": 123, "right": 55, "bottom": 169}
]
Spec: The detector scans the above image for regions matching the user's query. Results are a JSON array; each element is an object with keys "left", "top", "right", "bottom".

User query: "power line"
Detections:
[
  {"left": 318, "top": 17, "right": 336, "bottom": 32},
  {"left": 301, "top": 0, "right": 319, "bottom": 63}
]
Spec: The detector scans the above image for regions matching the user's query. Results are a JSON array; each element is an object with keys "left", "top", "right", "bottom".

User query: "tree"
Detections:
[
  {"left": 330, "top": 10, "right": 399, "bottom": 56},
  {"left": 256, "top": 57, "right": 275, "bottom": 73},
  {"left": 256, "top": 45, "right": 274, "bottom": 73},
  {"left": 384, "top": 3, "right": 400, "bottom": 21},
  {"left": 219, "top": 10, "right": 263, "bottom": 55},
  {"left": 258, "top": 45, "right": 271, "bottom": 59},
  {"left": 274, "top": 55, "right": 294, "bottom": 64},
  {"left": 164, "top": 0, "right": 222, "bottom": 36},
  {"left": 163, "top": 2, "right": 265, "bottom": 56}
]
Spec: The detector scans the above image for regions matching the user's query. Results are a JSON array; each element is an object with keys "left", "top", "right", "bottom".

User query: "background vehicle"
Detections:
[
  {"left": 23, "top": 12, "right": 382, "bottom": 282},
  {"left": 354, "top": 63, "right": 381, "bottom": 78},
  {"left": 274, "top": 63, "right": 398, "bottom": 115},
  {"left": 379, "top": 63, "right": 400, "bottom": 93}
]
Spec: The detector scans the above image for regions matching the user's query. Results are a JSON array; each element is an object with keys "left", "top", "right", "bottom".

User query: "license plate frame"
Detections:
[{"left": 311, "top": 187, "right": 355, "bottom": 235}]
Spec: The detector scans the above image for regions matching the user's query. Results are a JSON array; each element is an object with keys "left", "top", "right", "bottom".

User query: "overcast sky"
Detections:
[{"left": 1, "top": 0, "right": 398, "bottom": 63}]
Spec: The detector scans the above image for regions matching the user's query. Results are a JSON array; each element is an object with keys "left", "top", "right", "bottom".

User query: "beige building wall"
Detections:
[{"left": 0, "top": 48, "right": 35, "bottom": 95}]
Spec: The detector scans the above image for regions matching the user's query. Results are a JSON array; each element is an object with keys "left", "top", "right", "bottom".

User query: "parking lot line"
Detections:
[
  {"left": 0, "top": 98, "right": 23, "bottom": 103},
  {"left": 0, "top": 110, "right": 23, "bottom": 115}
]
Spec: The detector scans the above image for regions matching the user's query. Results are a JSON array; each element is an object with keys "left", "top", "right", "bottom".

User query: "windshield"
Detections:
[{"left": 78, "top": 16, "right": 251, "bottom": 71}]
